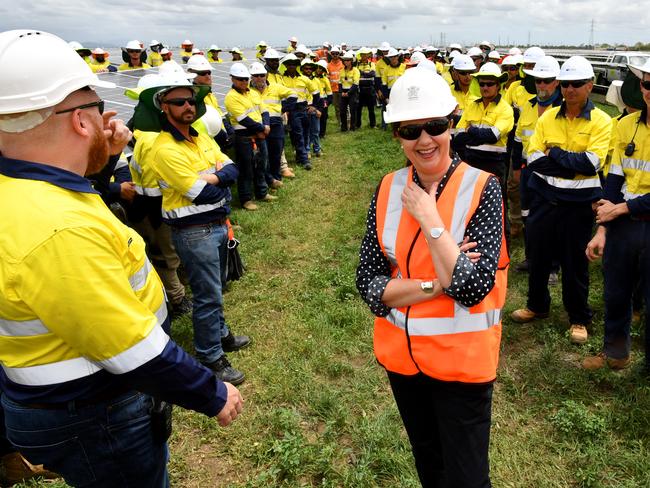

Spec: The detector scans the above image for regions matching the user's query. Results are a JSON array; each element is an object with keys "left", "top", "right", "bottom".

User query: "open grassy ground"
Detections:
[{"left": 18, "top": 102, "right": 650, "bottom": 488}]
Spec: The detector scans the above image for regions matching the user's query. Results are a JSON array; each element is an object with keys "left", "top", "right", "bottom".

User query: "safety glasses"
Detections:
[
  {"left": 640, "top": 80, "right": 650, "bottom": 90},
  {"left": 396, "top": 118, "right": 450, "bottom": 140},
  {"left": 560, "top": 80, "right": 588, "bottom": 89},
  {"left": 503, "top": 66, "right": 518, "bottom": 72},
  {"left": 232, "top": 76, "right": 250, "bottom": 82},
  {"left": 535, "top": 78, "right": 556, "bottom": 85},
  {"left": 478, "top": 80, "right": 498, "bottom": 88},
  {"left": 251, "top": 74, "right": 266, "bottom": 78},
  {"left": 163, "top": 97, "right": 196, "bottom": 107},
  {"left": 194, "top": 71, "right": 212, "bottom": 77},
  {"left": 127, "top": 49, "right": 141, "bottom": 54},
  {"left": 55, "top": 99, "right": 105, "bottom": 115}
]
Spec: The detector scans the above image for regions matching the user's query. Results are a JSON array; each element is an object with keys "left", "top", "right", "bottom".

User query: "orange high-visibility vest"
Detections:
[{"left": 374, "top": 162, "right": 508, "bottom": 383}]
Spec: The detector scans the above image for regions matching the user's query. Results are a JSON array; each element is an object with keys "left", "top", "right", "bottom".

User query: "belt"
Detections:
[
  {"left": 24, "top": 386, "right": 132, "bottom": 410},
  {"left": 173, "top": 217, "right": 227, "bottom": 229}
]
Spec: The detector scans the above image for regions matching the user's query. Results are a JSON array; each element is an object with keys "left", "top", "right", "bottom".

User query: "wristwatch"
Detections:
[
  {"left": 420, "top": 280, "right": 435, "bottom": 294},
  {"left": 429, "top": 227, "right": 445, "bottom": 239}
]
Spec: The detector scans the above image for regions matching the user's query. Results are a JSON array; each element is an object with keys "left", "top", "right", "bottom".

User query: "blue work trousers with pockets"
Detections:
[
  {"left": 2, "top": 392, "right": 169, "bottom": 488},
  {"left": 603, "top": 217, "right": 650, "bottom": 364},
  {"left": 288, "top": 108, "right": 309, "bottom": 165},
  {"left": 234, "top": 135, "right": 268, "bottom": 205}
]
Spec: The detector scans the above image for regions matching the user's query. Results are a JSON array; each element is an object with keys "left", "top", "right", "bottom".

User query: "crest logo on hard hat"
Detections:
[{"left": 407, "top": 86, "right": 419, "bottom": 100}]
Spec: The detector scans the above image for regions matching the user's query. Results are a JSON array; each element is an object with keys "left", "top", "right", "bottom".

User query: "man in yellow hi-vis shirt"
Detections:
[{"left": 0, "top": 30, "right": 242, "bottom": 487}]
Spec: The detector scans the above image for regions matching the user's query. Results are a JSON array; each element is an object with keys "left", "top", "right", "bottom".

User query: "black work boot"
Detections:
[
  {"left": 203, "top": 355, "right": 245, "bottom": 385},
  {"left": 221, "top": 332, "right": 251, "bottom": 352}
]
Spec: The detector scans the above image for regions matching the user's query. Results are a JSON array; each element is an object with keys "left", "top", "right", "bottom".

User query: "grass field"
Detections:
[{"left": 17, "top": 102, "right": 650, "bottom": 488}]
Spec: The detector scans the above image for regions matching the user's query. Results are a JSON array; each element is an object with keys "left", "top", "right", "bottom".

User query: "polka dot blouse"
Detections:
[{"left": 355, "top": 158, "right": 504, "bottom": 316}]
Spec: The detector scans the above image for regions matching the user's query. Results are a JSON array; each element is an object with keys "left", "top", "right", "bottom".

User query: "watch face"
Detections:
[{"left": 430, "top": 227, "right": 444, "bottom": 239}]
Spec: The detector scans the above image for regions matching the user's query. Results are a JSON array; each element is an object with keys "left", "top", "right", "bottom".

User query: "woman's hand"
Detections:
[
  {"left": 459, "top": 236, "right": 481, "bottom": 263},
  {"left": 402, "top": 180, "right": 442, "bottom": 228}
]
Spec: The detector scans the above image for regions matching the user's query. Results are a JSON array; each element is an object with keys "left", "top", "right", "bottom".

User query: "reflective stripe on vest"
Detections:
[{"left": 373, "top": 162, "right": 507, "bottom": 383}]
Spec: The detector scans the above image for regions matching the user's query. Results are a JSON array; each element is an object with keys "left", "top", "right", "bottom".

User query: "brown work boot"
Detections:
[
  {"left": 1, "top": 452, "right": 59, "bottom": 484},
  {"left": 510, "top": 308, "right": 549, "bottom": 323},
  {"left": 583, "top": 352, "right": 630, "bottom": 370},
  {"left": 260, "top": 194, "right": 278, "bottom": 202},
  {"left": 569, "top": 324, "right": 588, "bottom": 344},
  {"left": 270, "top": 179, "right": 283, "bottom": 189},
  {"left": 280, "top": 168, "right": 295, "bottom": 178},
  {"left": 242, "top": 201, "right": 258, "bottom": 211}
]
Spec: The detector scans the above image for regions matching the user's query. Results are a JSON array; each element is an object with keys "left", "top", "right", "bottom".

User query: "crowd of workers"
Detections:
[{"left": 0, "top": 29, "right": 648, "bottom": 487}]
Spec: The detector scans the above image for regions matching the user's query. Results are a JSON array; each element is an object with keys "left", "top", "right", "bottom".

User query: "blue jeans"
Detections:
[
  {"left": 172, "top": 222, "right": 230, "bottom": 363},
  {"left": 288, "top": 109, "right": 309, "bottom": 164},
  {"left": 2, "top": 392, "right": 169, "bottom": 488},
  {"left": 309, "top": 114, "right": 321, "bottom": 154}
]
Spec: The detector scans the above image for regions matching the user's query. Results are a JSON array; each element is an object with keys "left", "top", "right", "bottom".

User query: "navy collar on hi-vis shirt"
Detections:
[
  {"left": 557, "top": 99, "right": 595, "bottom": 121},
  {"left": 161, "top": 118, "right": 199, "bottom": 142},
  {"left": 0, "top": 156, "right": 99, "bottom": 194},
  {"left": 474, "top": 93, "right": 503, "bottom": 106}
]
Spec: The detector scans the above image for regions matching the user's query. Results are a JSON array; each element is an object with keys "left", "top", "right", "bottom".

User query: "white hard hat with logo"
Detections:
[
  {"left": 230, "top": 63, "right": 250, "bottom": 78},
  {"left": 524, "top": 56, "right": 560, "bottom": 78},
  {"left": 523, "top": 46, "right": 545, "bottom": 64},
  {"left": 384, "top": 68, "right": 457, "bottom": 123},
  {"left": 0, "top": 29, "right": 115, "bottom": 132},
  {"left": 187, "top": 55, "right": 214, "bottom": 72},
  {"left": 249, "top": 62, "right": 267, "bottom": 75},
  {"left": 557, "top": 56, "right": 594, "bottom": 81}
]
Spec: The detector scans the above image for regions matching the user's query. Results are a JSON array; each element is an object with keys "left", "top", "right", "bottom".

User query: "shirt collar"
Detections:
[
  {"left": 475, "top": 93, "right": 502, "bottom": 105},
  {"left": 0, "top": 156, "right": 99, "bottom": 194},
  {"left": 557, "top": 99, "right": 595, "bottom": 120},
  {"left": 161, "top": 118, "right": 198, "bottom": 141}
]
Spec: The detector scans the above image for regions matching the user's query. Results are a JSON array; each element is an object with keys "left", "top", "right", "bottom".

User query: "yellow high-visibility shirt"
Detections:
[
  {"left": 256, "top": 83, "right": 295, "bottom": 117},
  {"left": 147, "top": 52, "right": 163, "bottom": 67},
  {"left": 609, "top": 111, "right": 650, "bottom": 200},
  {"left": 382, "top": 64, "right": 406, "bottom": 89},
  {"left": 340, "top": 67, "right": 360, "bottom": 90},
  {"left": 207, "top": 52, "right": 223, "bottom": 63},
  {"left": 282, "top": 74, "right": 312, "bottom": 104},
  {"left": 457, "top": 95, "right": 514, "bottom": 153},
  {"left": 118, "top": 62, "right": 151, "bottom": 71},
  {"left": 224, "top": 88, "right": 264, "bottom": 130},
  {"left": 132, "top": 130, "right": 163, "bottom": 197}
]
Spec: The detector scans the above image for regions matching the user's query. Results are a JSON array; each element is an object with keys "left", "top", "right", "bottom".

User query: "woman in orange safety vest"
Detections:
[{"left": 355, "top": 68, "right": 508, "bottom": 487}]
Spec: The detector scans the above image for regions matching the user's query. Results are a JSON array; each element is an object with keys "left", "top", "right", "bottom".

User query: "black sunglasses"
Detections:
[
  {"left": 127, "top": 49, "right": 141, "bottom": 54},
  {"left": 503, "top": 66, "right": 518, "bottom": 71},
  {"left": 251, "top": 73, "right": 266, "bottom": 77},
  {"left": 560, "top": 80, "right": 588, "bottom": 89},
  {"left": 456, "top": 71, "right": 474, "bottom": 77},
  {"left": 478, "top": 80, "right": 498, "bottom": 87},
  {"left": 396, "top": 118, "right": 450, "bottom": 140},
  {"left": 232, "top": 76, "right": 250, "bottom": 81},
  {"left": 163, "top": 97, "right": 197, "bottom": 107},
  {"left": 640, "top": 80, "right": 650, "bottom": 90},
  {"left": 55, "top": 99, "right": 105, "bottom": 115},
  {"left": 194, "top": 70, "right": 212, "bottom": 77},
  {"left": 535, "top": 78, "right": 556, "bottom": 84}
]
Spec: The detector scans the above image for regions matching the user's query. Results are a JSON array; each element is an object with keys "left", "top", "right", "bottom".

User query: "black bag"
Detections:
[
  {"left": 150, "top": 398, "right": 173, "bottom": 444},
  {"left": 226, "top": 238, "right": 245, "bottom": 282}
]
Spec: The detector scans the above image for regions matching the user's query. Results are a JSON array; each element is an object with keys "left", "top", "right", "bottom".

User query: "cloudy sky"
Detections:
[{"left": 1, "top": 0, "right": 648, "bottom": 49}]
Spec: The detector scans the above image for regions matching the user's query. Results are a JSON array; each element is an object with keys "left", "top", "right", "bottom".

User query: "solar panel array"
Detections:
[{"left": 94, "top": 49, "right": 257, "bottom": 122}]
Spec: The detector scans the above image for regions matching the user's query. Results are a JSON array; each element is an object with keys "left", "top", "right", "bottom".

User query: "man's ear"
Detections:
[{"left": 70, "top": 110, "right": 91, "bottom": 137}]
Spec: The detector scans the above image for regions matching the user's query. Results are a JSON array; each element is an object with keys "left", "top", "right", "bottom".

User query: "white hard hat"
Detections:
[
  {"left": 522, "top": 46, "right": 545, "bottom": 64},
  {"left": 379, "top": 41, "right": 391, "bottom": 51},
  {"left": 473, "top": 62, "right": 505, "bottom": 79},
  {"left": 316, "top": 59, "right": 329, "bottom": 71},
  {"left": 264, "top": 48, "right": 280, "bottom": 60},
  {"left": 509, "top": 47, "right": 522, "bottom": 56},
  {"left": 124, "top": 73, "right": 169, "bottom": 100},
  {"left": 191, "top": 48, "right": 202, "bottom": 54},
  {"left": 452, "top": 54, "right": 475, "bottom": 72},
  {"left": 150, "top": 39, "right": 161, "bottom": 46},
  {"left": 257, "top": 40, "right": 268, "bottom": 47},
  {"left": 125, "top": 40, "right": 143, "bottom": 51},
  {"left": 467, "top": 46, "right": 483, "bottom": 58},
  {"left": 488, "top": 50, "right": 500, "bottom": 60},
  {"left": 160, "top": 48, "right": 170, "bottom": 55},
  {"left": 182, "top": 39, "right": 193, "bottom": 45},
  {"left": 523, "top": 56, "right": 560, "bottom": 79},
  {"left": 448, "top": 51, "right": 459, "bottom": 61},
  {"left": 341, "top": 51, "right": 354, "bottom": 60},
  {"left": 301, "top": 58, "right": 316, "bottom": 67},
  {"left": 295, "top": 44, "right": 309, "bottom": 55},
  {"left": 230, "top": 63, "right": 250, "bottom": 78},
  {"left": 230, "top": 47, "right": 242, "bottom": 54},
  {"left": 0, "top": 30, "right": 114, "bottom": 117},
  {"left": 91, "top": 47, "right": 107, "bottom": 56},
  {"left": 410, "top": 51, "right": 426, "bottom": 65},
  {"left": 416, "top": 59, "right": 438, "bottom": 74},
  {"left": 158, "top": 60, "right": 197, "bottom": 80},
  {"left": 323, "top": 41, "right": 332, "bottom": 48},
  {"left": 249, "top": 62, "right": 267, "bottom": 75},
  {"left": 289, "top": 36, "right": 298, "bottom": 42},
  {"left": 384, "top": 68, "right": 457, "bottom": 123},
  {"left": 199, "top": 105, "right": 223, "bottom": 137},
  {"left": 448, "top": 43, "right": 463, "bottom": 51},
  {"left": 208, "top": 44, "right": 221, "bottom": 51},
  {"left": 330, "top": 45, "right": 341, "bottom": 53},
  {"left": 153, "top": 74, "right": 196, "bottom": 109},
  {"left": 425, "top": 45, "right": 438, "bottom": 52},
  {"left": 281, "top": 53, "right": 299, "bottom": 64},
  {"left": 557, "top": 56, "right": 594, "bottom": 81},
  {"left": 627, "top": 57, "right": 650, "bottom": 80},
  {"left": 413, "top": 46, "right": 423, "bottom": 53},
  {"left": 341, "top": 42, "right": 348, "bottom": 48},
  {"left": 187, "top": 55, "right": 213, "bottom": 72},
  {"left": 68, "top": 41, "right": 84, "bottom": 51},
  {"left": 500, "top": 55, "right": 517, "bottom": 67},
  {"left": 480, "top": 40, "right": 492, "bottom": 48},
  {"left": 386, "top": 47, "right": 399, "bottom": 57}
]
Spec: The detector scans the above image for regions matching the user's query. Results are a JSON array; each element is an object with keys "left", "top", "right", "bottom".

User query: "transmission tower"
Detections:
[{"left": 589, "top": 19, "right": 595, "bottom": 48}]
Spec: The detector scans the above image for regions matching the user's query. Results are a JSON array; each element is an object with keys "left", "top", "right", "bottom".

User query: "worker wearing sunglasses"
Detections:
[
  {"left": 511, "top": 55, "right": 613, "bottom": 347},
  {"left": 357, "top": 67, "right": 507, "bottom": 488},
  {"left": 452, "top": 62, "right": 514, "bottom": 197}
]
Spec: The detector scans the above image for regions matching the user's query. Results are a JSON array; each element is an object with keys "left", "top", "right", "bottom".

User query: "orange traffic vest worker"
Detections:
[{"left": 374, "top": 162, "right": 507, "bottom": 381}]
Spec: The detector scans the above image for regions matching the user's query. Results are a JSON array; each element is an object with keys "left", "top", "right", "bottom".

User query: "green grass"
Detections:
[{"left": 21, "top": 104, "right": 650, "bottom": 488}]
